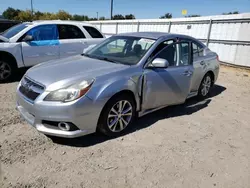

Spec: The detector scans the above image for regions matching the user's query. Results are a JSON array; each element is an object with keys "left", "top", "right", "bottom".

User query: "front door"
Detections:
[
  {"left": 57, "top": 24, "right": 86, "bottom": 59},
  {"left": 21, "top": 24, "right": 59, "bottom": 67},
  {"left": 142, "top": 41, "right": 194, "bottom": 110}
]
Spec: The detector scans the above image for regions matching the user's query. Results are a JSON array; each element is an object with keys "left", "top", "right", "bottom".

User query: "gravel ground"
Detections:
[{"left": 0, "top": 66, "right": 250, "bottom": 188}]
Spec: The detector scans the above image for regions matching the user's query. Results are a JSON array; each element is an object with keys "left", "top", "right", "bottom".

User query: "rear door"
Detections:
[
  {"left": 142, "top": 41, "right": 194, "bottom": 110},
  {"left": 190, "top": 42, "right": 206, "bottom": 92},
  {"left": 21, "top": 24, "right": 59, "bottom": 67},
  {"left": 57, "top": 24, "right": 86, "bottom": 58}
]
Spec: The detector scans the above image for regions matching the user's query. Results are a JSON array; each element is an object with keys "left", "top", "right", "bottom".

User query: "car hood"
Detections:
[{"left": 26, "top": 55, "right": 129, "bottom": 91}]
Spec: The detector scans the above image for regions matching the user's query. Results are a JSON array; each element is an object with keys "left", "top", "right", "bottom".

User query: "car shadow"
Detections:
[{"left": 50, "top": 84, "right": 226, "bottom": 147}]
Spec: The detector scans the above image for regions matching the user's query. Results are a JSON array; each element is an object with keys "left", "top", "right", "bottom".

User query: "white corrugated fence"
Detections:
[{"left": 89, "top": 13, "right": 250, "bottom": 67}]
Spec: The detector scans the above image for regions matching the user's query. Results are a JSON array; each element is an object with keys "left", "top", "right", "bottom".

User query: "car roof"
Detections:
[
  {"left": 28, "top": 20, "right": 94, "bottom": 27},
  {"left": 116, "top": 32, "right": 195, "bottom": 40}
]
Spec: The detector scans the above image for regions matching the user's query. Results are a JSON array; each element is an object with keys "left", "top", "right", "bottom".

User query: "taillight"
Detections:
[{"left": 216, "top": 55, "right": 220, "bottom": 62}]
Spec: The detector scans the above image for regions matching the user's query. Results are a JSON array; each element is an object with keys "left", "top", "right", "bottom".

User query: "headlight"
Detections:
[{"left": 44, "top": 79, "right": 94, "bottom": 102}]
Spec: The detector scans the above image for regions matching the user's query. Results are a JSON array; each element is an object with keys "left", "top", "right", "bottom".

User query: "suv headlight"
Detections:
[{"left": 44, "top": 79, "right": 94, "bottom": 102}]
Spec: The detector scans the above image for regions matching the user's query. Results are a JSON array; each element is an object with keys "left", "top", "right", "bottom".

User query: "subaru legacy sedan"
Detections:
[{"left": 16, "top": 32, "right": 220, "bottom": 138}]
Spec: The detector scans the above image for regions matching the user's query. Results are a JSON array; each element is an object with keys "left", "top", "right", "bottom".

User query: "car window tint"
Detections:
[
  {"left": 58, "top": 25, "right": 85, "bottom": 39},
  {"left": 192, "top": 42, "right": 203, "bottom": 58},
  {"left": 26, "top": 25, "right": 58, "bottom": 41},
  {"left": 83, "top": 26, "right": 103, "bottom": 38}
]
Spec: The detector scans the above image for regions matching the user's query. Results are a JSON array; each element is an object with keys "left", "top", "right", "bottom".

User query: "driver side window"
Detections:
[
  {"left": 154, "top": 42, "right": 190, "bottom": 67},
  {"left": 26, "top": 24, "right": 58, "bottom": 41}
]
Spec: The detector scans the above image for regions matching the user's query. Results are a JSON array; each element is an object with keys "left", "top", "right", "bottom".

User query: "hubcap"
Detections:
[
  {"left": 0, "top": 61, "right": 11, "bottom": 80},
  {"left": 201, "top": 76, "right": 211, "bottom": 96},
  {"left": 107, "top": 100, "right": 133, "bottom": 132}
]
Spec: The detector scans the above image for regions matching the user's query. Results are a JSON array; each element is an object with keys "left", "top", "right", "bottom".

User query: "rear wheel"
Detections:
[
  {"left": 97, "top": 95, "right": 136, "bottom": 137},
  {"left": 198, "top": 73, "right": 212, "bottom": 98}
]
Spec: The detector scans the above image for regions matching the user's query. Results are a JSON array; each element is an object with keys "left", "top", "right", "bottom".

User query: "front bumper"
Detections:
[{"left": 16, "top": 89, "right": 104, "bottom": 138}]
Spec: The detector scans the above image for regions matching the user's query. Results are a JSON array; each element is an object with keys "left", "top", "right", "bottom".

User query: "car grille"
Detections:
[{"left": 19, "top": 77, "right": 45, "bottom": 101}]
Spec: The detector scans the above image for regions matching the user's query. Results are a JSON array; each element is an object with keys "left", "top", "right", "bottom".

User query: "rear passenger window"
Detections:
[
  {"left": 83, "top": 26, "right": 103, "bottom": 38},
  {"left": 58, "top": 24, "right": 85, "bottom": 39},
  {"left": 192, "top": 42, "right": 204, "bottom": 58}
]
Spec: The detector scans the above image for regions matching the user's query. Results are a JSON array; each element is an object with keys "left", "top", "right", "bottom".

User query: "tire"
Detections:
[
  {"left": 97, "top": 94, "right": 136, "bottom": 137},
  {"left": 0, "top": 59, "right": 16, "bottom": 82},
  {"left": 198, "top": 73, "right": 213, "bottom": 98}
]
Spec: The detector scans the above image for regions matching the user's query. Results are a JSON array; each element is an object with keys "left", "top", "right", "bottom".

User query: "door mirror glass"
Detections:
[
  {"left": 23, "top": 34, "right": 34, "bottom": 42},
  {"left": 151, "top": 58, "right": 169, "bottom": 68}
]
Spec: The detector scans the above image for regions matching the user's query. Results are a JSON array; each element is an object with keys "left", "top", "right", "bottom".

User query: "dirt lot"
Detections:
[{"left": 0, "top": 66, "right": 250, "bottom": 188}]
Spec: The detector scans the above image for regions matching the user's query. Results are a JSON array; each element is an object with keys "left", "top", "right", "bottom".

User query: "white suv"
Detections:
[{"left": 0, "top": 20, "right": 105, "bottom": 82}]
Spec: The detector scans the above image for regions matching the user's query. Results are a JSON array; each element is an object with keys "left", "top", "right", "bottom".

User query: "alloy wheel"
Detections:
[
  {"left": 201, "top": 75, "right": 211, "bottom": 96},
  {"left": 0, "top": 61, "right": 11, "bottom": 81},
  {"left": 107, "top": 100, "right": 133, "bottom": 132}
]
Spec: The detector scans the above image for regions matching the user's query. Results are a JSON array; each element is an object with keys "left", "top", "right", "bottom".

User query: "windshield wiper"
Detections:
[
  {"left": 81, "top": 54, "right": 119, "bottom": 64},
  {"left": 94, "top": 56, "right": 119, "bottom": 64},
  {"left": 81, "top": 53, "right": 90, "bottom": 57}
]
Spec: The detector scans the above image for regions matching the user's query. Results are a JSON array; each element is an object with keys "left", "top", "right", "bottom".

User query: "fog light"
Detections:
[{"left": 58, "top": 122, "right": 71, "bottom": 131}]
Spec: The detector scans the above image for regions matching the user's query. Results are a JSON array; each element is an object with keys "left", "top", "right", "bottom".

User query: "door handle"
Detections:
[
  {"left": 200, "top": 61, "right": 205, "bottom": 65},
  {"left": 182, "top": 70, "right": 193, "bottom": 77}
]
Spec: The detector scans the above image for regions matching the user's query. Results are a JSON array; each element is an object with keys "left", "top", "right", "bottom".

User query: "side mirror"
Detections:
[
  {"left": 23, "top": 35, "right": 34, "bottom": 42},
  {"left": 150, "top": 58, "right": 169, "bottom": 68}
]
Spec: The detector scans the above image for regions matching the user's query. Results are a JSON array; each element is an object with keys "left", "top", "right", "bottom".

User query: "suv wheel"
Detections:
[{"left": 0, "top": 60, "right": 15, "bottom": 82}]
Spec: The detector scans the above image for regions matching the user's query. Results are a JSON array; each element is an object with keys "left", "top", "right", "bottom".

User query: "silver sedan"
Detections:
[{"left": 16, "top": 32, "right": 220, "bottom": 138}]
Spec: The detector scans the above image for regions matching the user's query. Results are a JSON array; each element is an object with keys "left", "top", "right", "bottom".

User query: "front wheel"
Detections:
[
  {"left": 198, "top": 73, "right": 212, "bottom": 98},
  {"left": 0, "top": 60, "right": 15, "bottom": 82},
  {"left": 97, "top": 95, "right": 136, "bottom": 137}
]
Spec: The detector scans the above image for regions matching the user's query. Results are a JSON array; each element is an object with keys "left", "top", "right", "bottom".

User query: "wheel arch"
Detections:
[
  {"left": 0, "top": 51, "right": 18, "bottom": 68},
  {"left": 97, "top": 89, "right": 137, "bottom": 126}
]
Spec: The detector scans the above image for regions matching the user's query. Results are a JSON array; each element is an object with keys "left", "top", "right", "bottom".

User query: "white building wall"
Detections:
[{"left": 90, "top": 13, "right": 250, "bottom": 67}]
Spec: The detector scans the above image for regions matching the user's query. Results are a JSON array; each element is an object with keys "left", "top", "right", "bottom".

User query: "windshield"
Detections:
[
  {"left": 2, "top": 23, "right": 29, "bottom": 39},
  {"left": 85, "top": 36, "right": 156, "bottom": 65}
]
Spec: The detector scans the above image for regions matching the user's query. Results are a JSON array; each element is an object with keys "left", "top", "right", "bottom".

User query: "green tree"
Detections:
[
  {"left": 2, "top": 7, "right": 21, "bottom": 20},
  {"left": 159, "top": 13, "right": 172, "bottom": 19},
  {"left": 125, "top": 14, "right": 135, "bottom": 19},
  {"left": 99, "top": 16, "right": 106, "bottom": 20},
  {"left": 34, "top": 11, "right": 44, "bottom": 20},
  {"left": 113, "top": 14, "right": 125, "bottom": 20},
  {"left": 222, "top": 11, "right": 239, "bottom": 15},
  {"left": 72, "top": 14, "right": 89, "bottom": 21},
  {"left": 56, "top": 10, "right": 72, "bottom": 20},
  {"left": 15, "top": 10, "right": 32, "bottom": 21},
  {"left": 37, "top": 12, "right": 56, "bottom": 20}
]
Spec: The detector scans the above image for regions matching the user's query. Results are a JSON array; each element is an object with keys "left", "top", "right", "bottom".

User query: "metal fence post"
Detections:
[
  {"left": 137, "top": 21, "right": 140, "bottom": 32},
  {"left": 116, "top": 22, "right": 118, "bottom": 34},
  {"left": 206, "top": 19, "right": 213, "bottom": 46},
  {"left": 168, "top": 21, "right": 172, "bottom": 33},
  {"left": 100, "top": 23, "right": 102, "bottom": 32}
]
